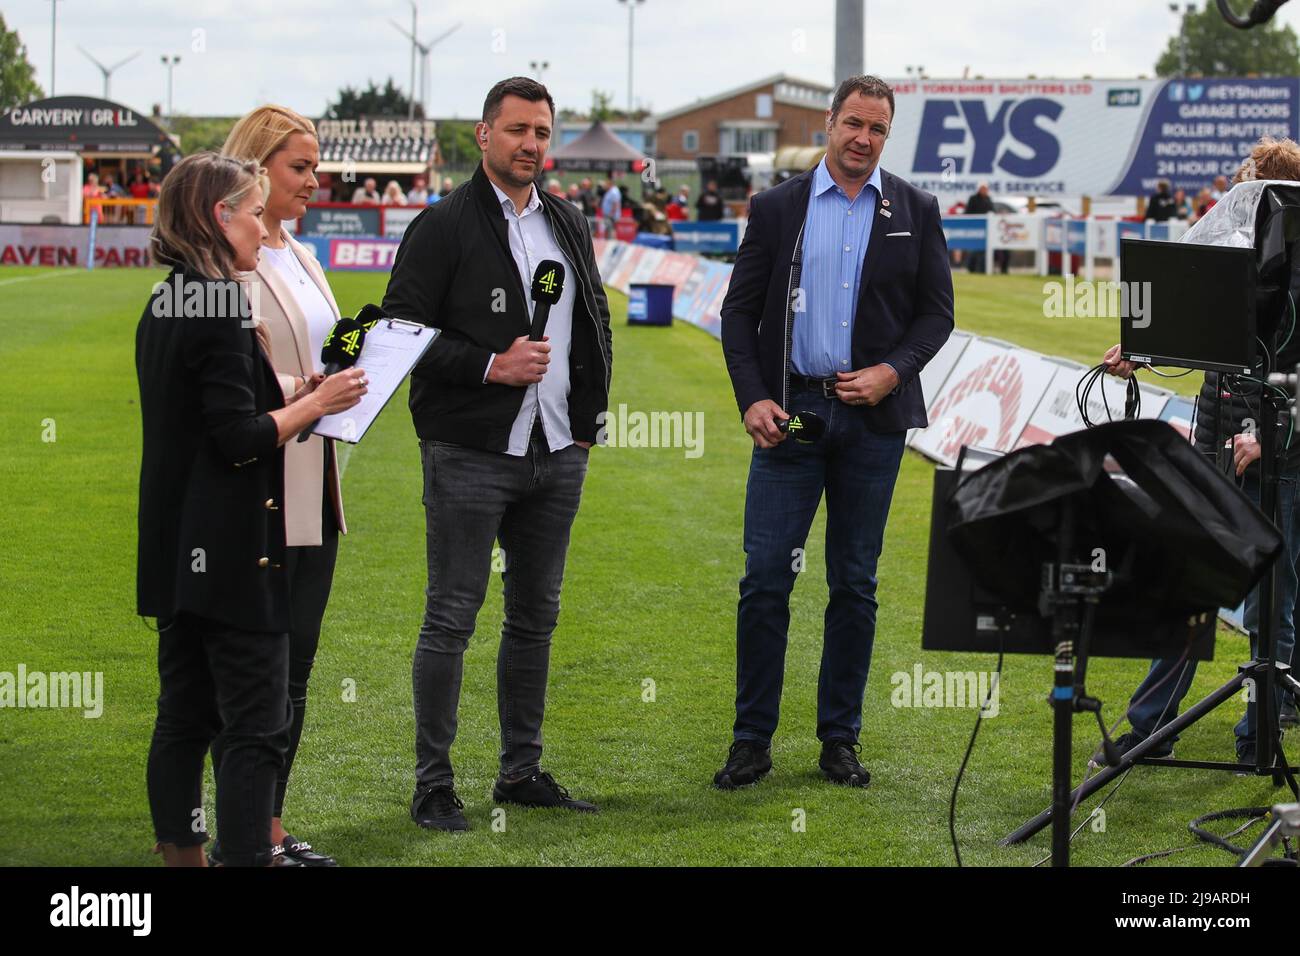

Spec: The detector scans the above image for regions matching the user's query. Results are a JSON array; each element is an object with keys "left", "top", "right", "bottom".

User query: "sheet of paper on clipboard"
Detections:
[{"left": 311, "top": 318, "right": 438, "bottom": 444}]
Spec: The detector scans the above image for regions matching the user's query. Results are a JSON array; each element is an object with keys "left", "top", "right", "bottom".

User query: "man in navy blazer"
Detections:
[{"left": 715, "top": 75, "right": 954, "bottom": 791}]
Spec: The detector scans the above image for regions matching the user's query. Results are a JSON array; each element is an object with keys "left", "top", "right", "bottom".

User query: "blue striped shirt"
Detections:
[{"left": 791, "top": 158, "right": 883, "bottom": 379}]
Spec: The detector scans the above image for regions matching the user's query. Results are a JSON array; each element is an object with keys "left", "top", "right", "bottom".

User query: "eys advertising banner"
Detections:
[{"left": 885, "top": 77, "right": 1299, "bottom": 202}]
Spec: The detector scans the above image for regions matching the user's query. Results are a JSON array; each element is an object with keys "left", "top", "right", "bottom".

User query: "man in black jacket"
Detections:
[
  {"left": 964, "top": 182, "right": 995, "bottom": 273},
  {"left": 382, "top": 77, "right": 612, "bottom": 831},
  {"left": 715, "top": 75, "right": 953, "bottom": 790}
]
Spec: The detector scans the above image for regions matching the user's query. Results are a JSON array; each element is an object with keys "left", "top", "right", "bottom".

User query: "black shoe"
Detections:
[
  {"left": 1281, "top": 699, "right": 1299, "bottom": 729},
  {"left": 269, "top": 842, "right": 305, "bottom": 867},
  {"left": 1236, "top": 744, "right": 1257, "bottom": 776},
  {"left": 411, "top": 784, "right": 470, "bottom": 831},
  {"left": 819, "top": 739, "right": 871, "bottom": 788},
  {"left": 1088, "top": 731, "right": 1173, "bottom": 770},
  {"left": 205, "top": 840, "right": 304, "bottom": 867},
  {"left": 713, "top": 740, "right": 772, "bottom": 790},
  {"left": 492, "top": 770, "right": 598, "bottom": 812},
  {"left": 280, "top": 833, "right": 338, "bottom": 867}
]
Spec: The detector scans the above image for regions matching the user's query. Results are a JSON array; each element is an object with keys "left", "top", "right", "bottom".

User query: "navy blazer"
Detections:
[{"left": 720, "top": 166, "right": 954, "bottom": 432}]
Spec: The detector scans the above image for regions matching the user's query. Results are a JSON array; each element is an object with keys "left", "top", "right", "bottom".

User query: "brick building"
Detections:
[{"left": 655, "top": 74, "right": 832, "bottom": 161}]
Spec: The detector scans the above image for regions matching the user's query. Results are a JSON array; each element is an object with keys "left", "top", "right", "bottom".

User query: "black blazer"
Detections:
[
  {"left": 382, "top": 163, "right": 613, "bottom": 451},
  {"left": 135, "top": 266, "right": 289, "bottom": 633},
  {"left": 720, "top": 166, "right": 954, "bottom": 432}
]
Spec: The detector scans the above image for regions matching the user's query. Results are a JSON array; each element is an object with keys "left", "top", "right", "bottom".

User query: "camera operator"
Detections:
[{"left": 1100, "top": 138, "right": 1300, "bottom": 769}]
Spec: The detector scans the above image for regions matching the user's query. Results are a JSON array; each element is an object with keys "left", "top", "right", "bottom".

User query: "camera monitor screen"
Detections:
[{"left": 1120, "top": 238, "right": 1256, "bottom": 376}]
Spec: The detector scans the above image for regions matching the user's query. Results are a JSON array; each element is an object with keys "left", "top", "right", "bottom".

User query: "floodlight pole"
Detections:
[{"left": 48, "top": 0, "right": 61, "bottom": 95}]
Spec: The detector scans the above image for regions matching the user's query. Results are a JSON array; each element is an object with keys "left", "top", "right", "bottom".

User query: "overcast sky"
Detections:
[{"left": 8, "top": 0, "right": 1300, "bottom": 120}]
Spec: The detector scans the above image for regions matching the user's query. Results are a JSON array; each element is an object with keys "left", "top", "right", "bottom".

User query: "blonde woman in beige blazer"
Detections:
[{"left": 222, "top": 106, "right": 346, "bottom": 867}]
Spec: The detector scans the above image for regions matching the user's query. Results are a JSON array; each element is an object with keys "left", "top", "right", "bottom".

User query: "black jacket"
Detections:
[
  {"left": 720, "top": 166, "right": 954, "bottom": 431},
  {"left": 136, "top": 267, "right": 289, "bottom": 632},
  {"left": 1195, "top": 371, "right": 1300, "bottom": 473},
  {"left": 382, "top": 163, "right": 613, "bottom": 450}
]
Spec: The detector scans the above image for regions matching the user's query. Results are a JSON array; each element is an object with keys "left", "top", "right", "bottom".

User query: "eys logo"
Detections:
[
  {"left": 1108, "top": 88, "right": 1141, "bottom": 107},
  {"left": 913, "top": 98, "right": 1062, "bottom": 177}
]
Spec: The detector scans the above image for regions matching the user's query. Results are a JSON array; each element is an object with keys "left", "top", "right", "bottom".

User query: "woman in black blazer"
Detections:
[{"left": 137, "top": 152, "right": 366, "bottom": 867}]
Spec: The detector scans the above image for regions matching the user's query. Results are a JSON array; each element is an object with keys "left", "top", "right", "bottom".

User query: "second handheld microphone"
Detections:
[
  {"left": 296, "top": 311, "right": 372, "bottom": 442},
  {"left": 529, "top": 260, "right": 566, "bottom": 341}
]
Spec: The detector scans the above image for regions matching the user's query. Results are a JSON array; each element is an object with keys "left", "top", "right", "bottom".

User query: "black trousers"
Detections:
[
  {"left": 276, "top": 484, "right": 339, "bottom": 816},
  {"left": 210, "top": 453, "right": 339, "bottom": 820},
  {"left": 146, "top": 612, "right": 291, "bottom": 867}
]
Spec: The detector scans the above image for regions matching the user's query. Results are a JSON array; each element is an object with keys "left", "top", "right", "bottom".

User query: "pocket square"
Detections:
[{"left": 886, "top": 231, "right": 912, "bottom": 237}]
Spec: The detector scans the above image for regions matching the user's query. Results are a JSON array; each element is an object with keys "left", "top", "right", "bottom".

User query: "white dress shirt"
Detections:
[{"left": 487, "top": 179, "right": 576, "bottom": 456}]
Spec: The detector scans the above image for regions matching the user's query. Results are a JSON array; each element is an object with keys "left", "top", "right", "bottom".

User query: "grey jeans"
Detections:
[{"left": 413, "top": 425, "right": 588, "bottom": 788}]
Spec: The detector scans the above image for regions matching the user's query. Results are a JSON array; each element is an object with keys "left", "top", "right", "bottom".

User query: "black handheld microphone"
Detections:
[
  {"left": 777, "top": 411, "right": 828, "bottom": 444},
  {"left": 354, "top": 302, "right": 385, "bottom": 334},
  {"left": 297, "top": 315, "right": 367, "bottom": 442},
  {"left": 529, "top": 260, "right": 565, "bottom": 341}
]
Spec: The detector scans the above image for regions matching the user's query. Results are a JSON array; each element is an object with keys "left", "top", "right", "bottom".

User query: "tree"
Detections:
[
  {"left": 1156, "top": 0, "right": 1300, "bottom": 76},
  {"left": 169, "top": 115, "right": 239, "bottom": 155},
  {"left": 590, "top": 89, "right": 615, "bottom": 122},
  {"left": 0, "top": 15, "right": 44, "bottom": 113},
  {"left": 582, "top": 89, "right": 651, "bottom": 124},
  {"left": 325, "top": 78, "right": 419, "bottom": 120},
  {"left": 436, "top": 120, "right": 479, "bottom": 169}
]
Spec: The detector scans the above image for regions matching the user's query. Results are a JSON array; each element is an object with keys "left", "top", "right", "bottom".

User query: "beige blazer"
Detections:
[{"left": 251, "top": 229, "right": 347, "bottom": 546}]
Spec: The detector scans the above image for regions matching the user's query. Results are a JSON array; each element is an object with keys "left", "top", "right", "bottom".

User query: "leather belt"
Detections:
[{"left": 789, "top": 374, "right": 840, "bottom": 400}]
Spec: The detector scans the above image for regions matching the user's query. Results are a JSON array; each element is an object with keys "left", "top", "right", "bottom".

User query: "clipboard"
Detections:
[{"left": 312, "top": 318, "right": 438, "bottom": 444}]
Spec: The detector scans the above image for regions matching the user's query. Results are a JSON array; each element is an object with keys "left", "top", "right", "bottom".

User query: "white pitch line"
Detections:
[
  {"left": 0, "top": 269, "right": 93, "bottom": 288},
  {"left": 336, "top": 443, "right": 354, "bottom": 480}
]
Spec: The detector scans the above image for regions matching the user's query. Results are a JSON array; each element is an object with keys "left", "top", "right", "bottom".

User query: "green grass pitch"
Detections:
[{"left": 0, "top": 265, "right": 1278, "bottom": 866}]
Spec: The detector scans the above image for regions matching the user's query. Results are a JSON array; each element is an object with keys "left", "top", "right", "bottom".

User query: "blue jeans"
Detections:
[
  {"left": 1127, "top": 470, "right": 1300, "bottom": 752},
  {"left": 733, "top": 385, "right": 906, "bottom": 746}
]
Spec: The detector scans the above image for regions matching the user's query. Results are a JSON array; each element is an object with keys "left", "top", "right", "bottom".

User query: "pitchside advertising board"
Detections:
[
  {"left": 909, "top": 339, "right": 1060, "bottom": 466},
  {"left": 295, "top": 235, "right": 401, "bottom": 271},
  {"left": 0, "top": 223, "right": 150, "bottom": 267},
  {"left": 887, "top": 77, "right": 1299, "bottom": 204},
  {"left": 1014, "top": 360, "right": 1172, "bottom": 448}
]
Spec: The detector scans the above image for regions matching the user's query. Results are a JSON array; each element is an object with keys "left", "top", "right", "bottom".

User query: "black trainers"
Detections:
[
  {"left": 713, "top": 740, "right": 772, "bottom": 790},
  {"left": 819, "top": 740, "right": 871, "bottom": 788},
  {"left": 280, "top": 833, "right": 338, "bottom": 867},
  {"left": 411, "top": 784, "right": 470, "bottom": 831},
  {"left": 492, "top": 770, "right": 598, "bottom": 812},
  {"left": 1088, "top": 731, "right": 1174, "bottom": 770}
]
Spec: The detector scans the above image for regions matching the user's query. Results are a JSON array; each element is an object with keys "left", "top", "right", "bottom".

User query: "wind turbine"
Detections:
[
  {"left": 389, "top": 17, "right": 462, "bottom": 118},
  {"left": 78, "top": 46, "right": 141, "bottom": 100}
]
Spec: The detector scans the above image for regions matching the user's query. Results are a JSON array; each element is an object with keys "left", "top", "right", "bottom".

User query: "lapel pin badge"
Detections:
[{"left": 880, "top": 207, "right": 892, "bottom": 218}]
